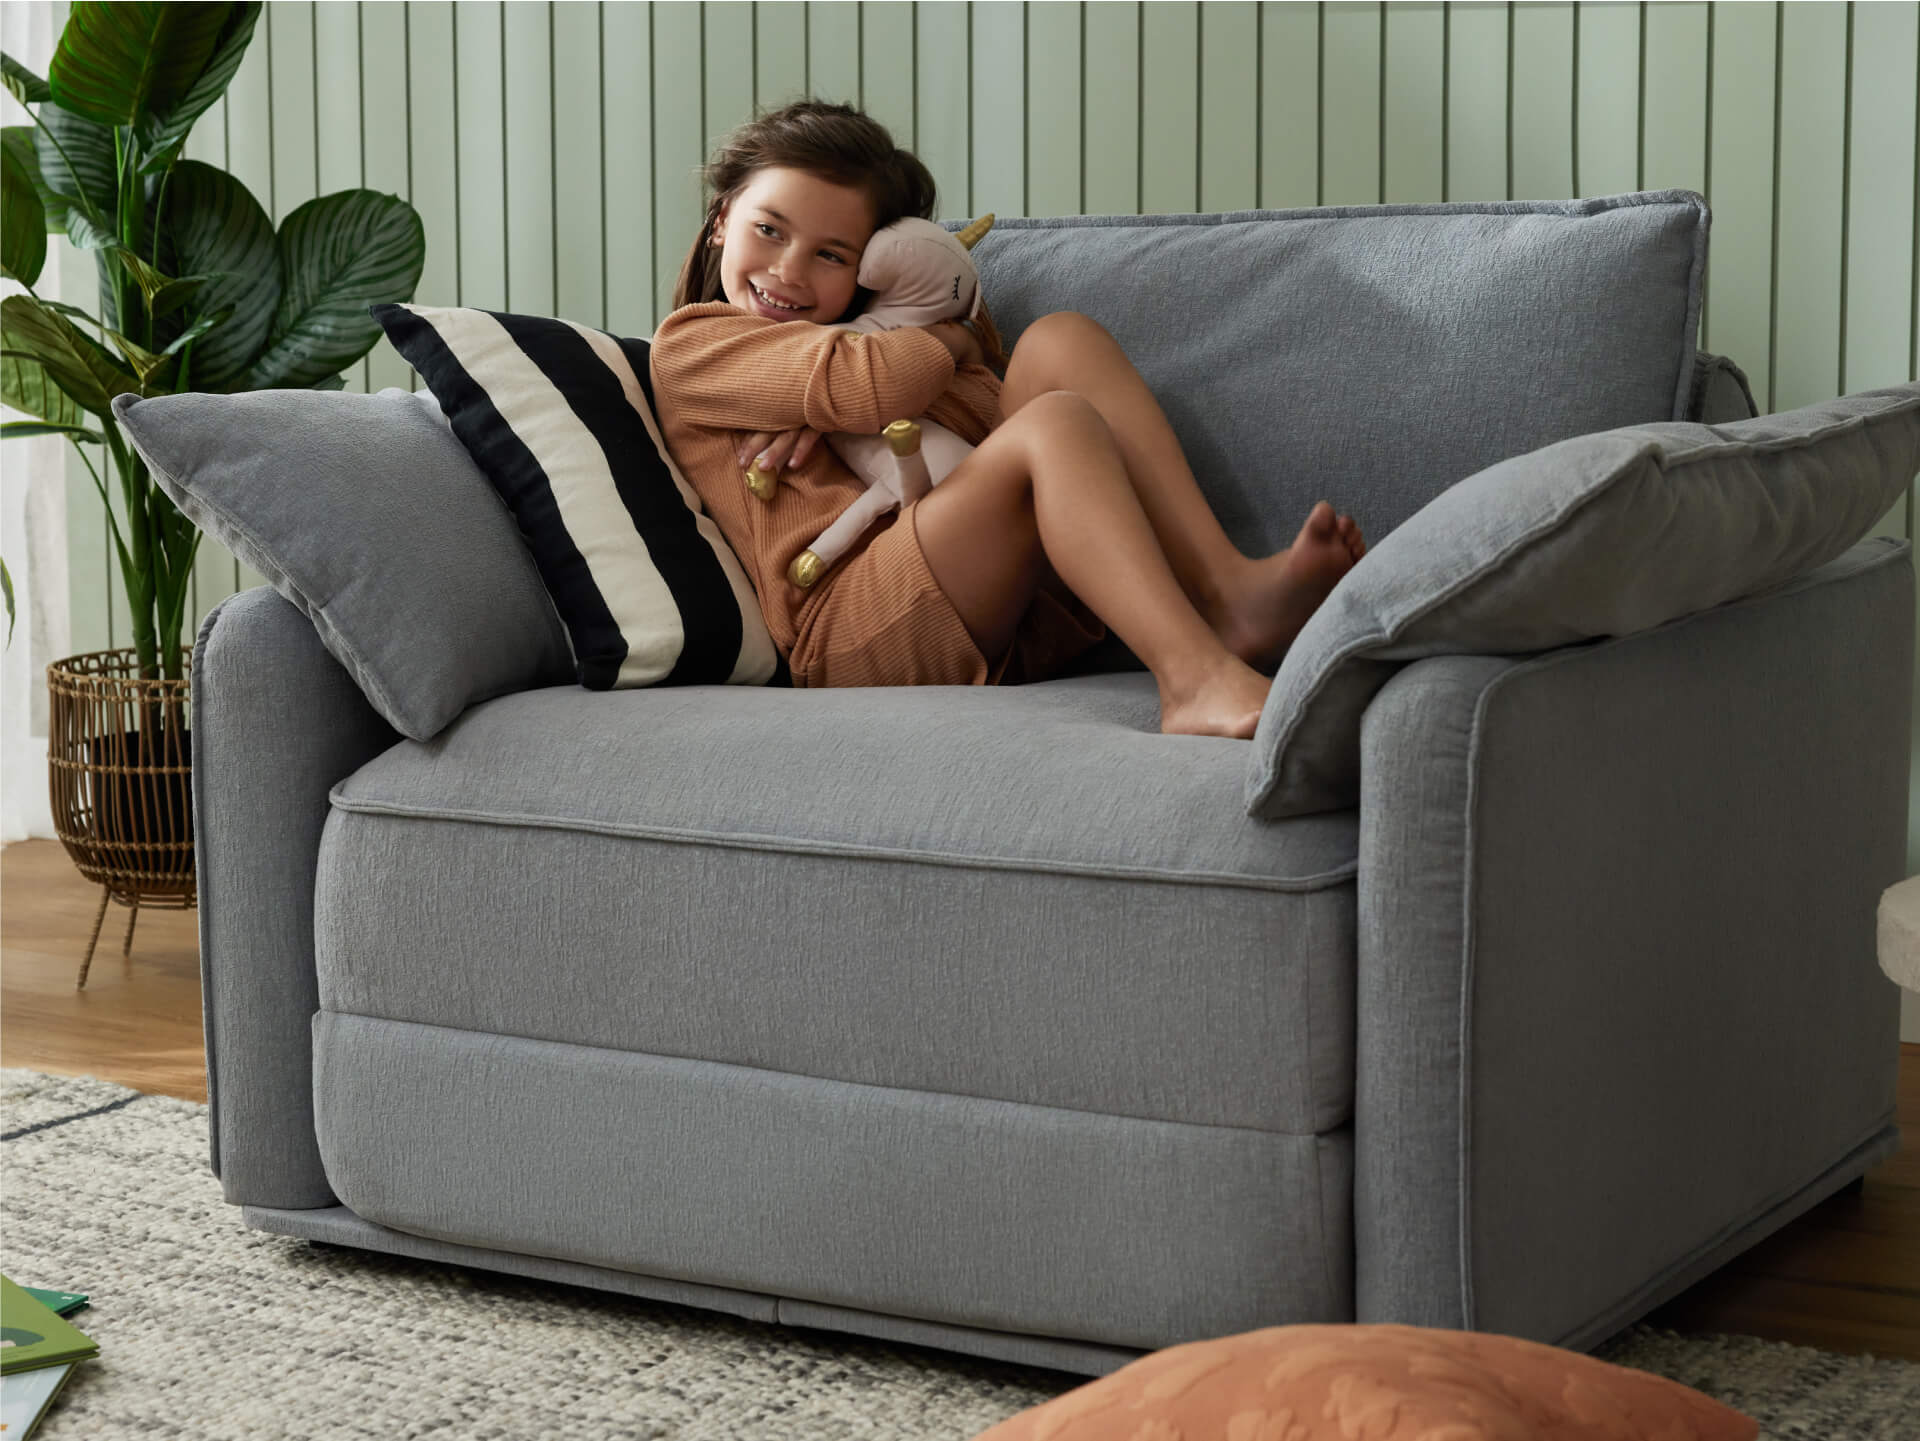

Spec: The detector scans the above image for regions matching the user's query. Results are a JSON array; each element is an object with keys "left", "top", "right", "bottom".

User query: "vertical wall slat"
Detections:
[
  {"left": 454, "top": 1, "right": 506, "bottom": 310},
  {"left": 504, "top": 1, "right": 556, "bottom": 319},
  {"left": 602, "top": 2, "right": 654, "bottom": 335},
  {"left": 1642, "top": 2, "right": 1709, "bottom": 198},
  {"left": 1446, "top": 1, "right": 1508, "bottom": 201},
  {"left": 1575, "top": 0, "right": 1641, "bottom": 199},
  {"left": 1704, "top": 1, "right": 1776, "bottom": 402},
  {"left": 757, "top": 2, "right": 809, "bottom": 113},
  {"left": 407, "top": 1, "right": 459, "bottom": 326},
  {"left": 652, "top": 1, "right": 704, "bottom": 325},
  {"left": 360, "top": 0, "right": 414, "bottom": 395},
  {"left": 808, "top": 2, "right": 862, "bottom": 108},
  {"left": 1140, "top": 0, "right": 1198, "bottom": 214},
  {"left": 1510, "top": 2, "right": 1574, "bottom": 203},
  {"left": 1773, "top": 1, "right": 1847, "bottom": 417},
  {"left": 1383, "top": 2, "right": 1445, "bottom": 205},
  {"left": 1200, "top": 2, "right": 1259, "bottom": 214},
  {"left": 705, "top": 4, "right": 756, "bottom": 216},
  {"left": 970, "top": 0, "right": 1024, "bottom": 219},
  {"left": 1259, "top": 1, "right": 1317, "bottom": 210},
  {"left": 553, "top": 0, "right": 606, "bottom": 335},
  {"left": 315, "top": 0, "right": 364, "bottom": 391},
  {"left": 914, "top": 1, "right": 970, "bottom": 220},
  {"left": 1025, "top": 1, "right": 1081, "bottom": 219},
  {"left": 861, "top": 1, "right": 917, "bottom": 159},
  {"left": 1082, "top": 1, "right": 1140, "bottom": 215},
  {"left": 1321, "top": 1, "right": 1382, "bottom": 206},
  {"left": 1847, "top": 1, "right": 1919, "bottom": 544}
]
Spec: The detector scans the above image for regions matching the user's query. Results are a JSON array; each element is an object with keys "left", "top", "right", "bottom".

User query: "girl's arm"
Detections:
[{"left": 651, "top": 304, "right": 958, "bottom": 435}]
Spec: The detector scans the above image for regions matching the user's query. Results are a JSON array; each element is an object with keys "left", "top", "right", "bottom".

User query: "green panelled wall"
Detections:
[{"left": 50, "top": 0, "right": 1920, "bottom": 857}]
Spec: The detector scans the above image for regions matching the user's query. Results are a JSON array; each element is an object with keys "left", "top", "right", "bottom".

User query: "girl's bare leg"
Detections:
[
  {"left": 995, "top": 312, "right": 1366, "bottom": 671},
  {"left": 911, "top": 391, "right": 1271, "bottom": 739}
]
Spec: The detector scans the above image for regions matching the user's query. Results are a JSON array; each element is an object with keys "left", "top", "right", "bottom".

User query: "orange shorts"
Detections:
[{"left": 787, "top": 501, "right": 1107, "bottom": 689}]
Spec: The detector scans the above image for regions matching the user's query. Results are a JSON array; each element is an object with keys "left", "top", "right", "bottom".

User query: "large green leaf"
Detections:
[
  {"left": 32, "top": 100, "right": 115, "bottom": 237},
  {"left": 136, "top": 3, "right": 261, "bottom": 173},
  {"left": 162, "top": 160, "right": 277, "bottom": 390},
  {"left": 238, "top": 190, "right": 421, "bottom": 391},
  {"left": 0, "top": 293, "right": 139, "bottom": 413},
  {"left": 0, "top": 349, "right": 92, "bottom": 430},
  {"left": 1, "top": 129, "right": 46, "bottom": 286},
  {"left": 47, "top": 2, "right": 229, "bottom": 131},
  {"left": 1, "top": 53, "right": 51, "bottom": 107}
]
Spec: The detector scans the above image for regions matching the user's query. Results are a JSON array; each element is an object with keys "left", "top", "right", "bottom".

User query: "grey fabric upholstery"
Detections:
[
  {"left": 118, "top": 386, "right": 574, "bottom": 741},
  {"left": 315, "top": 675, "right": 1357, "bottom": 1132},
  {"left": 957, "top": 191, "right": 1706, "bottom": 554},
  {"left": 1689, "top": 350, "right": 1760, "bottom": 423},
  {"left": 1353, "top": 537, "right": 1913, "bottom": 1346},
  {"left": 310, "top": 1012, "right": 1354, "bottom": 1352},
  {"left": 192, "top": 587, "right": 400, "bottom": 1207},
  {"left": 1249, "top": 384, "right": 1920, "bottom": 818}
]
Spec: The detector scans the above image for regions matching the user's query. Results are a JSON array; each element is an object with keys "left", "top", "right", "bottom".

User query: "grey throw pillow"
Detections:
[
  {"left": 1246, "top": 383, "right": 1920, "bottom": 820},
  {"left": 113, "top": 386, "right": 576, "bottom": 742}
]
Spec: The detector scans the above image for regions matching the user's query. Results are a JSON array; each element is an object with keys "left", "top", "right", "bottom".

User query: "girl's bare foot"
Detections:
[
  {"left": 1159, "top": 652, "right": 1272, "bottom": 740},
  {"left": 1214, "top": 501, "right": 1367, "bottom": 673}
]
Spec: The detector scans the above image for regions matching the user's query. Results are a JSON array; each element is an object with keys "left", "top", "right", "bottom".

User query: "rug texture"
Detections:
[{"left": 2, "top": 1068, "right": 1914, "bottom": 1440}]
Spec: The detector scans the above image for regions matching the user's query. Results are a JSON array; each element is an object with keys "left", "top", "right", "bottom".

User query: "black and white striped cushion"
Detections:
[{"left": 373, "top": 302, "right": 784, "bottom": 690}]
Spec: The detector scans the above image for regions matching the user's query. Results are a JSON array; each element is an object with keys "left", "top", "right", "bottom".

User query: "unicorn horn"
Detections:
[{"left": 955, "top": 213, "right": 995, "bottom": 250}]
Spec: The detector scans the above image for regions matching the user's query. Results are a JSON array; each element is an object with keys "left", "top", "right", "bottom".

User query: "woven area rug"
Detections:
[{"left": 3, "top": 1068, "right": 1914, "bottom": 1440}]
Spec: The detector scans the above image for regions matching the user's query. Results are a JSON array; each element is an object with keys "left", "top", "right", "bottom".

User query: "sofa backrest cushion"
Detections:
[
  {"left": 954, "top": 190, "right": 1708, "bottom": 556},
  {"left": 114, "top": 386, "right": 576, "bottom": 743},
  {"left": 373, "top": 303, "right": 783, "bottom": 692},
  {"left": 1246, "top": 382, "right": 1920, "bottom": 820}
]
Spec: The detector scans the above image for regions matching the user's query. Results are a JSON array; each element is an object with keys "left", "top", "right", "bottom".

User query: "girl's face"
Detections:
[{"left": 713, "top": 167, "right": 876, "bottom": 324}]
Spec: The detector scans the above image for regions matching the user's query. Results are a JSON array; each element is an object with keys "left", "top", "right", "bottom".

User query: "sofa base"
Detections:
[
  {"left": 239, "top": 1203, "right": 1146, "bottom": 1377},
  {"left": 243, "top": 1114, "right": 1899, "bottom": 1380},
  {"left": 1539, "top": 1116, "right": 1901, "bottom": 1354}
]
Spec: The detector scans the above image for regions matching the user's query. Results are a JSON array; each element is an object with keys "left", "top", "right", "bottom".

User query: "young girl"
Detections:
[{"left": 648, "top": 100, "right": 1366, "bottom": 740}]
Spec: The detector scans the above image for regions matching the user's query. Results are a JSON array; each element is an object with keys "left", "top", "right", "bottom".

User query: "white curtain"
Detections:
[{"left": 1, "top": 1, "right": 71, "bottom": 844}]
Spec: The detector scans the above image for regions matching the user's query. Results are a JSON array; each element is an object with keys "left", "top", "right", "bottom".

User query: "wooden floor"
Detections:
[{"left": 3, "top": 835, "right": 1916, "bottom": 1361}]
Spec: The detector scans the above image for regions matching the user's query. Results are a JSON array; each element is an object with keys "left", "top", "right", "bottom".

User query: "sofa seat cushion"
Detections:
[{"left": 317, "top": 672, "right": 1359, "bottom": 1134}]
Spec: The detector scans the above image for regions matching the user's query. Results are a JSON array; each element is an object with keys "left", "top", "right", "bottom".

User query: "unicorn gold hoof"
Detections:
[{"left": 789, "top": 551, "right": 825, "bottom": 588}]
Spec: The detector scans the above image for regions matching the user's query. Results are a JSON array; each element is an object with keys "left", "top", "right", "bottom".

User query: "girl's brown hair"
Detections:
[{"left": 671, "top": 99, "right": 1007, "bottom": 371}]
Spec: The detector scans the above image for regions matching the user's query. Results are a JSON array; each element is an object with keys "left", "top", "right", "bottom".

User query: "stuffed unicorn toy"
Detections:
[{"left": 782, "top": 213, "right": 995, "bottom": 589}]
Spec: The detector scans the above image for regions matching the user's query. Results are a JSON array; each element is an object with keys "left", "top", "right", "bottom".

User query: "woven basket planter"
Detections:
[{"left": 46, "top": 648, "right": 195, "bottom": 987}]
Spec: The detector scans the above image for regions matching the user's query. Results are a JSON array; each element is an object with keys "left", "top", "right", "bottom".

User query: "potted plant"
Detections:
[{"left": 1, "top": 2, "right": 425, "bottom": 981}]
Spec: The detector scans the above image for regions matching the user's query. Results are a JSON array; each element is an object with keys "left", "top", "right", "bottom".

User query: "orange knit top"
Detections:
[{"left": 648, "top": 300, "right": 1005, "bottom": 661}]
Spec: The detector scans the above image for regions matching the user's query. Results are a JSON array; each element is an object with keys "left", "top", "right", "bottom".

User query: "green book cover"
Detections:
[
  {"left": 19, "top": 1288, "right": 87, "bottom": 1319},
  {"left": 0, "top": 1277, "right": 98, "bottom": 1375}
]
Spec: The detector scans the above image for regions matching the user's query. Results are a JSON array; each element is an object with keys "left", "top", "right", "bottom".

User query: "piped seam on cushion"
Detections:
[{"left": 324, "top": 791, "right": 1358, "bottom": 894}]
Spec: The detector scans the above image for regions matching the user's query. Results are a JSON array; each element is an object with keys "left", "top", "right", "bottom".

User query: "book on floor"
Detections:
[
  {"left": 18, "top": 1288, "right": 87, "bottom": 1319},
  {"left": 0, "top": 1361, "right": 76, "bottom": 1439},
  {"left": 0, "top": 1276, "right": 98, "bottom": 1375}
]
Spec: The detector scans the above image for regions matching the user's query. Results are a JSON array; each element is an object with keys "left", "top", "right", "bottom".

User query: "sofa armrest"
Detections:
[
  {"left": 194, "top": 587, "right": 401, "bottom": 1208},
  {"left": 1353, "top": 536, "right": 1914, "bottom": 1348}
]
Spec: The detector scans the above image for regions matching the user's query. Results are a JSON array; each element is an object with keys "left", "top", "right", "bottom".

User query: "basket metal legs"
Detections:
[{"left": 76, "top": 887, "right": 142, "bottom": 990}]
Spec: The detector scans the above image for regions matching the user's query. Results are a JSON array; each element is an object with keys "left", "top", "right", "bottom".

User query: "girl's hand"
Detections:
[
  {"left": 737, "top": 426, "right": 824, "bottom": 476},
  {"left": 925, "top": 319, "right": 984, "bottom": 368}
]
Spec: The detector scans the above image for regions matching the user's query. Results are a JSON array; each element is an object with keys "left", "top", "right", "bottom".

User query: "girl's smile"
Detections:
[{"left": 714, "top": 167, "right": 876, "bottom": 324}]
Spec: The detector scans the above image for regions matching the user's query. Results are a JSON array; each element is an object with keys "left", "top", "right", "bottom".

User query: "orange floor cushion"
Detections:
[{"left": 970, "top": 1324, "right": 1757, "bottom": 1441}]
